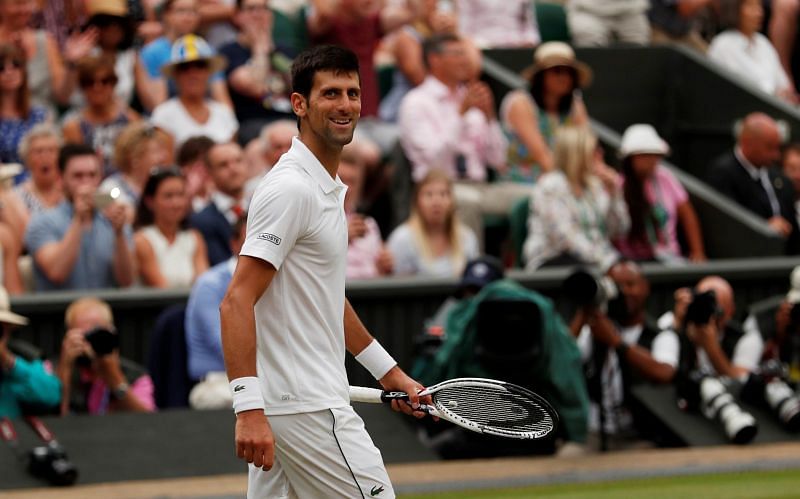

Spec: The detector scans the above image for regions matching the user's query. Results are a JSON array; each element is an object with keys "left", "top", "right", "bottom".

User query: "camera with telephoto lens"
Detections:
[
  {"left": 699, "top": 376, "right": 758, "bottom": 444},
  {"left": 684, "top": 290, "right": 720, "bottom": 326},
  {"left": 28, "top": 441, "right": 78, "bottom": 486},
  {"left": 740, "top": 362, "right": 800, "bottom": 432},
  {"left": 76, "top": 328, "right": 119, "bottom": 366},
  {"left": 562, "top": 268, "right": 620, "bottom": 308}
]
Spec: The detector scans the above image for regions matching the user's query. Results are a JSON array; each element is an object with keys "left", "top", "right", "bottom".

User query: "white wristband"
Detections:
[
  {"left": 229, "top": 376, "right": 265, "bottom": 414},
  {"left": 355, "top": 340, "right": 397, "bottom": 380}
]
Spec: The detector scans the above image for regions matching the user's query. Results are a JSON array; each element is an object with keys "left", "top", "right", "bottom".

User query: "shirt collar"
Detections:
[
  {"left": 422, "top": 75, "right": 465, "bottom": 100},
  {"left": 735, "top": 146, "right": 762, "bottom": 181},
  {"left": 289, "top": 137, "right": 346, "bottom": 195},
  {"left": 211, "top": 190, "right": 237, "bottom": 212}
]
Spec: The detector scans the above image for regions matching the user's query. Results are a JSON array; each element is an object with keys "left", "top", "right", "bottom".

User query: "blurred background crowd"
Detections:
[{"left": 2, "top": 0, "right": 800, "bottom": 462}]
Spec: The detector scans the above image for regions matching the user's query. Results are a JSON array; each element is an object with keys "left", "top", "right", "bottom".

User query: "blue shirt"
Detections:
[
  {"left": 185, "top": 258, "right": 234, "bottom": 380},
  {"left": 0, "top": 106, "right": 48, "bottom": 164},
  {"left": 25, "top": 202, "right": 133, "bottom": 291},
  {"left": 0, "top": 357, "right": 61, "bottom": 418}
]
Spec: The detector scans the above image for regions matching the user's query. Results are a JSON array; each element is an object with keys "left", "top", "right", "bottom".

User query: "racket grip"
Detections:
[{"left": 349, "top": 386, "right": 387, "bottom": 403}]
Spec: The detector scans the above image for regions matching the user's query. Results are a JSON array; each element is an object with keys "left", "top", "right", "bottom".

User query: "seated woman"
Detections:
[
  {"left": 151, "top": 35, "right": 238, "bottom": 148},
  {"left": 387, "top": 170, "right": 479, "bottom": 277},
  {"left": 0, "top": 44, "right": 50, "bottom": 165},
  {"left": 709, "top": 0, "right": 799, "bottom": 103},
  {"left": 62, "top": 55, "right": 140, "bottom": 176},
  {"left": 523, "top": 125, "right": 630, "bottom": 270},
  {"left": 133, "top": 168, "right": 208, "bottom": 288},
  {"left": 499, "top": 42, "right": 592, "bottom": 184},
  {"left": 615, "top": 124, "right": 706, "bottom": 264}
]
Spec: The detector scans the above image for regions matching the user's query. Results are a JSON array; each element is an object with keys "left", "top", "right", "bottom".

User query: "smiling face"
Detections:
[
  {"left": 292, "top": 69, "right": 361, "bottom": 153},
  {"left": 149, "top": 176, "right": 189, "bottom": 226}
]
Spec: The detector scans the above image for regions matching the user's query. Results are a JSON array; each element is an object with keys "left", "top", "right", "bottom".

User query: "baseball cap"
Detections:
[{"left": 456, "top": 256, "right": 505, "bottom": 296}]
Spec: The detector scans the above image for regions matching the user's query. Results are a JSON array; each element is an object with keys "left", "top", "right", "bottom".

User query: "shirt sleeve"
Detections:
[
  {"left": 650, "top": 329, "right": 680, "bottom": 368},
  {"left": 185, "top": 270, "right": 227, "bottom": 380},
  {"left": 240, "top": 175, "right": 311, "bottom": 269},
  {"left": 24, "top": 212, "right": 58, "bottom": 256},
  {"left": 6, "top": 357, "right": 62, "bottom": 409},
  {"left": 732, "top": 329, "right": 764, "bottom": 372},
  {"left": 130, "top": 375, "right": 156, "bottom": 412},
  {"left": 386, "top": 225, "right": 418, "bottom": 275}
]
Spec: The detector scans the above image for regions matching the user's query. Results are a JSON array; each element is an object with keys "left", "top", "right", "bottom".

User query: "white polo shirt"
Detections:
[{"left": 240, "top": 137, "right": 350, "bottom": 415}]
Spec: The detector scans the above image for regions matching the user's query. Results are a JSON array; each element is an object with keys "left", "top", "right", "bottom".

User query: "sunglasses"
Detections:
[
  {"left": 175, "top": 60, "right": 209, "bottom": 72},
  {"left": 80, "top": 75, "right": 118, "bottom": 88}
]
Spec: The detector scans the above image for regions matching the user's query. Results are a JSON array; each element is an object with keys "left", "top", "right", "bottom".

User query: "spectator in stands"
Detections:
[
  {"left": 25, "top": 143, "right": 135, "bottom": 291},
  {"left": 0, "top": 287, "right": 60, "bottom": 417},
  {"left": 523, "top": 125, "right": 629, "bottom": 270},
  {"left": 455, "top": 0, "right": 540, "bottom": 48},
  {"left": 0, "top": 44, "right": 50, "bottom": 165},
  {"left": 708, "top": 112, "right": 800, "bottom": 254},
  {"left": 648, "top": 0, "right": 717, "bottom": 52},
  {"left": 151, "top": 35, "right": 239, "bottom": 148},
  {"left": 243, "top": 119, "right": 296, "bottom": 198},
  {"left": 708, "top": 0, "right": 798, "bottom": 104},
  {"left": 615, "top": 124, "right": 706, "bottom": 263},
  {"left": 661, "top": 275, "right": 763, "bottom": 379},
  {"left": 752, "top": 265, "right": 800, "bottom": 366},
  {"left": 184, "top": 217, "right": 247, "bottom": 409},
  {"left": 9, "top": 125, "right": 62, "bottom": 241},
  {"left": 137, "top": 0, "right": 232, "bottom": 112},
  {"left": 782, "top": 142, "right": 800, "bottom": 229},
  {"left": 100, "top": 122, "right": 172, "bottom": 217},
  {"left": 500, "top": 41, "right": 591, "bottom": 183},
  {"left": 57, "top": 297, "right": 155, "bottom": 415},
  {"left": 62, "top": 55, "right": 141, "bottom": 176},
  {"left": 387, "top": 170, "right": 478, "bottom": 277},
  {"left": 566, "top": 0, "right": 650, "bottom": 47},
  {"left": 190, "top": 141, "right": 249, "bottom": 265},
  {"left": 378, "top": 0, "right": 459, "bottom": 123},
  {"left": 133, "top": 168, "right": 209, "bottom": 288},
  {"left": 768, "top": 0, "right": 800, "bottom": 93},
  {"left": 0, "top": 177, "right": 22, "bottom": 293},
  {"left": 79, "top": 0, "right": 138, "bottom": 108},
  {"left": 569, "top": 260, "right": 679, "bottom": 451},
  {"left": 0, "top": 0, "right": 96, "bottom": 113},
  {"left": 339, "top": 142, "right": 393, "bottom": 280},
  {"left": 176, "top": 135, "right": 215, "bottom": 212},
  {"left": 219, "top": 0, "right": 294, "bottom": 145},
  {"left": 399, "top": 33, "right": 529, "bottom": 244}
]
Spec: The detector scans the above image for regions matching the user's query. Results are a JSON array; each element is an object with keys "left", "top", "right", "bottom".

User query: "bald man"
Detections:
[
  {"left": 660, "top": 275, "right": 764, "bottom": 380},
  {"left": 708, "top": 113, "right": 800, "bottom": 254}
]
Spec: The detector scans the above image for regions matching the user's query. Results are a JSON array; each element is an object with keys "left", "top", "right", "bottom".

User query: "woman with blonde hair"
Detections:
[
  {"left": 387, "top": 169, "right": 479, "bottom": 277},
  {"left": 523, "top": 125, "right": 629, "bottom": 270}
]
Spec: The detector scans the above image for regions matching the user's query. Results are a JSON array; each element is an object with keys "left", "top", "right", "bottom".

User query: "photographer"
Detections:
[
  {"left": 56, "top": 297, "right": 154, "bottom": 415},
  {"left": 569, "top": 260, "right": 679, "bottom": 451},
  {"left": 0, "top": 287, "right": 61, "bottom": 418},
  {"left": 662, "top": 276, "right": 763, "bottom": 380}
]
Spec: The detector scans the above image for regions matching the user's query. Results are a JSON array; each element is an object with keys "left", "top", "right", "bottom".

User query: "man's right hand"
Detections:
[
  {"left": 767, "top": 216, "right": 792, "bottom": 238},
  {"left": 72, "top": 186, "right": 95, "bottom": 224},
  {"left": 347, "top": 214, "right": 368, "bottom": 242},
  {"left": 235, "top": 410, "right": 275, "bottom": 471}
]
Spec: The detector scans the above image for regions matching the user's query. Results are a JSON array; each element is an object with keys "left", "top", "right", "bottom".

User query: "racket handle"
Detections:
[{"left": 349, "top": 386, "right": 411, "bottom": 404}]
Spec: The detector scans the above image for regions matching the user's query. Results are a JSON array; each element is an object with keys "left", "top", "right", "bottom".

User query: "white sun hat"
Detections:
[{"left": 619, "top": 124, "right": 671, "bottom": 159}]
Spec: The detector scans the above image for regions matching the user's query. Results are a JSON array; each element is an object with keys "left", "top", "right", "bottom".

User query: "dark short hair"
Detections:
[
  {"left": 291, "top": 44, "right": 360, "bottom": 100},
  {"left": 421, "top": 33, "right": 460, "bottom": 69},
  {"left": 58, "top": 143, "right": 99, "bottom": 173},
  {"left": 176, "top": 135, "right": 215, "bottom": 167}
]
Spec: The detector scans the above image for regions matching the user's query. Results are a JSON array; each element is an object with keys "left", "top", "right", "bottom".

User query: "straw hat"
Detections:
[
  {"left": 161, "top": 35, "right": 227, "bottom": 79},
  {"left": 522, "top": 41, "right": 593, "bottom": 88},
  {"left": 0, "top": 286, "right": 28, "bottom": 327},
  {"left": 619, "top": 124, "right": 671, "bottom": 158},
  {"left": 86, "top": 0, "right": 128, "bottom": 17}
]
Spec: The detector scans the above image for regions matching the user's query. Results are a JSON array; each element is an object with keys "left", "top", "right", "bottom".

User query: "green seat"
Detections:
[
  {"left": 272, "top": 8, "right": 309, "bottom": 55},
  {"left": 535, "top": 2, "right": 571, "bottom": 43},
  {"left": 509, "top": 196, "right": 530, "bottom": 268}
]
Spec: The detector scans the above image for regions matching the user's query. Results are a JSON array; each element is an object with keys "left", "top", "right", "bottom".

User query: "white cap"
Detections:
[
  {"left": 619, "top": 124, "right": 670, "bottom": 158},
  {"left": 787, "top": 266, "right": 800, "bottom": 304}
]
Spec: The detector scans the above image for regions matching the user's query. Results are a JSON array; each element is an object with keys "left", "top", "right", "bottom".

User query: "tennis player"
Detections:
[{"left": 220, "top": 45, "right": 429, "bottom": 498}]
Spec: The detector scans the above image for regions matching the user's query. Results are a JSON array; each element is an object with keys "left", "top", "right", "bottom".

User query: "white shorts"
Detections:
[{"left": 248, "top": 406, "right": 395, "bottom": 499}]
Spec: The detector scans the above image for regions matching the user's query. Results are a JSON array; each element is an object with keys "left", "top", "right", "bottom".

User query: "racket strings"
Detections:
[{"left": 433, "top": 385, "right": 555, "bottom": 434}]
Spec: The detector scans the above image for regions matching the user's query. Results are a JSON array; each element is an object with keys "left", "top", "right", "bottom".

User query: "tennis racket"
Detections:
[{"left": 349, "top": 377, "right": 558, "bottom": 440}]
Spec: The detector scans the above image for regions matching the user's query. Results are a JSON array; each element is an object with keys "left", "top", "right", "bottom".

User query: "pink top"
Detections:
[
  {"left": 457, "top": 0, "right": 540, "bottom": 48},
  {"left": 84, "top": 371, "right": 156, "bottom": 415},
  {"left": 616, "top": 165, "right": 688, "bottom": 261},
  {"left": 346, "top": 215, "right": 384, "bottom": 280},
  {"left": 398, "top": 76, "right": 508, "bottom": 182}
]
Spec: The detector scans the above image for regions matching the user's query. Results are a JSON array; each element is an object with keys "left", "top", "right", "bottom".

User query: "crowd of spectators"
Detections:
[{"left": 1, "top": 0, "right": 800, "bottom": 462}]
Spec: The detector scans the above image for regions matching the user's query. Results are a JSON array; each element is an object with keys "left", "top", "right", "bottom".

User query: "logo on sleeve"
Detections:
[{"left": 258, "top": 233, "right": 282, "bottom": 245}]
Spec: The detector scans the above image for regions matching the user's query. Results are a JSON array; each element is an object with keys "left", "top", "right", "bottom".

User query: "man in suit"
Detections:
[
  {"left": 190, "top": 141, "right": 249, "bottom": 265},
  {"left": 708, "top": 112, "right": 800, "bottom": 254}
]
